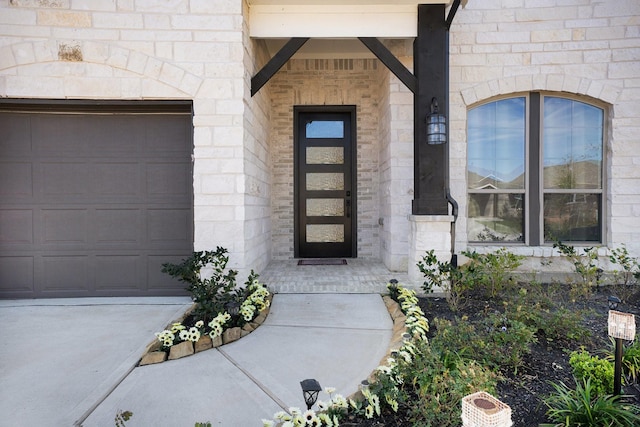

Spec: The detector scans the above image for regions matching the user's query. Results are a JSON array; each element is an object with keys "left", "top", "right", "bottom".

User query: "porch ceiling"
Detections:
[{"left": 248, "top": 1, "right": 453, "bottom": 39}]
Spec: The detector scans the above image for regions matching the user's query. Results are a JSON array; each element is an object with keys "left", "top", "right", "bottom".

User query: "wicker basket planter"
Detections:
[{"left": 461, "top": 391, "right": 512, "bottom": 427}]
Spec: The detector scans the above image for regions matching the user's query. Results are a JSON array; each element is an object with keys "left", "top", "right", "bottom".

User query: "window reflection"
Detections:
[{"left": 305, "top": 121, "right": 344, "bottom": 139}]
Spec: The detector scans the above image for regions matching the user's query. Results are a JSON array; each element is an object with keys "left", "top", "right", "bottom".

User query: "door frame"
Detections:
[{"left": 293, "top": 105, "right": 357, "bottom": 258}]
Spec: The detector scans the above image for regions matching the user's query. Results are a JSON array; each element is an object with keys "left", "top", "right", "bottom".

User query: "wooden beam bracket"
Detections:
[{"left": 251, "top": 37, "right": 309, "bottom": 96}]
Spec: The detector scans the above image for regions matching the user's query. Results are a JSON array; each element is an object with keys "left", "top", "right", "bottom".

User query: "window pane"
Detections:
[
  {"left": 543, "top": 97, "right": 603, "bottom": 190},
  {"left": 306, "top": 147, "right": 344, "bottom": 165},
  {"left": 306, "top": 198, "right": 344, "bottom": 217},
  {"left": 468, "top": 98, "right": 525, "bottom": 190},
  {"left": 543, "top": 193, "right": 600, "bottom": 242},
  {"left": 306, "top": 224, "right": 344, "bottom": 243},
  {"left": 306, "top": 173, "right": 344, "bottom": 191},
  {"left": 306, "top": 121, "right": 344, "bottom": 138},
  {"left": 468, "top": 193, "right": 524, "bottom": 242}
]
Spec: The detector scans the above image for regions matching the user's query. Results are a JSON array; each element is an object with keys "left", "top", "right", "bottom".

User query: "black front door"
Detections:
[{"left": 294, "top": 106, "right": 356, "bottom": 258}]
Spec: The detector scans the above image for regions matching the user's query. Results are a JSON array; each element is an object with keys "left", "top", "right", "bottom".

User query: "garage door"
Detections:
[{"left": 0, "top": 101, "right": 193, "bottom": 298}]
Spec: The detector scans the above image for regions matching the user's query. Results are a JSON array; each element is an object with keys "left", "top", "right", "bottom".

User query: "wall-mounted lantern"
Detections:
[{"left": 426, "top": 97, "right": 447, "bottom": 145}]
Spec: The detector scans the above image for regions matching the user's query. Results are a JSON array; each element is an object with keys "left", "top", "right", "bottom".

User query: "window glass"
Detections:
[
  {"left": 543, "top": 97, "right": 603, "bottom": 190},
  {"left": 305, "top": 120, "right": 344, "bottom": 138},
  {"left": 468, "top": 193, "right": 524, "bottom": 242},
  {"left": 544, "top": 193, "right": 601, "bottom": 242},
  {"left": 467, "top": 98, "right": 526, "bottom": 190}
]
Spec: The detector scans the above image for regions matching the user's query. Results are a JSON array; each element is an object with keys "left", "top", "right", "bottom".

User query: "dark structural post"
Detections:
[{"left": 412, "top": 4, "right": 449, "bottom": 215}]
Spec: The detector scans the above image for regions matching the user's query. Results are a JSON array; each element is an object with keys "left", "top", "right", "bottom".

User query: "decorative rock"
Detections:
[
  {"left": 140, "top": 351, "right": 167, "bottom": 366},
  {"left": 195, "top": 336, "right": 213, "bottom": 353},
  {"left": 168, "top": 341, "right": 194, "bottom": 360},
  {"left": 240, "top": 329, "right": 250, "bottom": 338},
  {"left": 211, "top": 335, "right": 223, "bottom": 348},
  {"left": 223, "top": 327, "right": 242, "bottom": 344},
  {"left": 253, "top": 313, "right": 267, "bottom": 325},
  {"left": 242, "top": 323, "right": 255, "bottom": 333}
]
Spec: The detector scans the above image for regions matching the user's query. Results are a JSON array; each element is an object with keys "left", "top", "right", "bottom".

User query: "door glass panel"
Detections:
[
  {"left": 306, "top": 121, "right": 344, "bottom": 138},
  {"left": 306, "top": 224, "right": 344, "bottom": 243},
  {"left": 306, "top": 173, "right": 344, "bottom": 191},
  {"left": 306, "top": 147, "right": 344, "bottom": 165},
  {"left": 307, "top": 199, "right": 344, "bottom": 217}
]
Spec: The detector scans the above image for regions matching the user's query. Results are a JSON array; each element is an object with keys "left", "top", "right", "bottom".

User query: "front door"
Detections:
[{"left": 294, "top": 106, "right": 356, "bottom": 258}]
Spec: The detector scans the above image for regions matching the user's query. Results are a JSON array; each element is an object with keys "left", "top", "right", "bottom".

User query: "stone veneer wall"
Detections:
[
  {"left": 449, "top": 0, "right": 640, "bottom": 261},
  {"left": 268, "top": 59, "right": 382, "bottom": 260},
  {"left": 377, "top": 49, "right": 415, "bottom": 273}
]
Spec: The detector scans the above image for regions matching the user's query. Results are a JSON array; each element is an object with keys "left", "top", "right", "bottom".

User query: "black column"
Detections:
[{"left": 412, "top": 4, "right": 449, "bottom": 215}]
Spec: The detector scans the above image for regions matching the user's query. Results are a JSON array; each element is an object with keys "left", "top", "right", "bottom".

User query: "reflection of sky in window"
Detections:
[
  {"left": 306, "top": 120, "right": 344, "bottom": 138},
  {"left": 468, "top": 97, "right": 525, "bottom": 187},
  {"left": 543, "top": 97, "right": 603, "bottom": 167}
]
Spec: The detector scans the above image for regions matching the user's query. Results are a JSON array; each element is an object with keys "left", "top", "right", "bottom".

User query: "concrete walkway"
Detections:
[{"left": 0, "top": 294, "right": 392, "bottom": 427}]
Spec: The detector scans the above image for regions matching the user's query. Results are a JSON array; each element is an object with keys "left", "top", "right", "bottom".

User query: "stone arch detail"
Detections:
[
  {"left": 459, "top": 74, "right": 622, "bottom": 108},
  {"left": 0, "top": 40, "right": 203, "bottom": 97}
]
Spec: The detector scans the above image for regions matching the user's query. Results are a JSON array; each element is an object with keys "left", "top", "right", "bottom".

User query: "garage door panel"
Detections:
[
  {"left": 42, "top": 209, "right": 88, "bottom": 244},
  {"left": 147, "top": 162, "right": 191, "bottom": 199},
  {"left": 0, "top": 257, "right": 34, "bottom": 293},
  {"left": 94, "top": 163, "right": 140, "bottom": 197},
  {"left": 95, "top": 255, "right": 141, "bottom": 291},
  {"left": 147, "top": 209, "right": 191, "bottom": 246},
  {"left": 41, "top": 162, "right": 88, "bottom": 196},
  {"left": 95, "top": 209, "right": 141, "bottom": 245},
  {"left": 0, "top": 210, "right": 33, "bottom": 245},
  {"left": 146, "top": 117, "right": 191, "bottom": 153},
  {"left": 0, "top": 163, "right": 33, "bottom": 197},
  {"left": 32, "top": 115, "right": 90, "bottom": 154},
  {"left": 42, "top": 255, "right": 90, "bottom": 292},
  {"left": 0, "top": 113, "right": 32, "bottom": 155},
  {"left": 89, "top": 116, "right": 145, "bottom": 153}
]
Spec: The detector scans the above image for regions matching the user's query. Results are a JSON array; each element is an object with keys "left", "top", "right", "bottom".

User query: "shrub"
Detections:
[
  {"left": 542, "top": 378, "right": 640, "bottom": 427},
  {"left": 569, "top": 349, "right": 614, "bottom": 397},
  {"left": 609, "top": 244, "right": 640, "bottom": 303},
  {"left": 553, "top": 241, "right": 601, "bottom": 301},
  {"left": 463, "top": 248, "right": 524, "bottom": 297},
  {"left": 161, "top": 247, "right": 258, "bottom": 325},
  {"left": 430, "top": 314, "right": 536, "bottom": 374},
  {"left": 417, "top": 250, "right": 475, "bottom": 312}
]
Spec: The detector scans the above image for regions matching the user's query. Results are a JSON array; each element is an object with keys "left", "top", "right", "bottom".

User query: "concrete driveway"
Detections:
[{"left": 0, "top": 297, "right": 191, "bottom": 427}]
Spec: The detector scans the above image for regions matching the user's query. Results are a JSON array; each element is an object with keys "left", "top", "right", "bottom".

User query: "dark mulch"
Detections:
[{"left": 350, "top": 286, "right": 640, "bottom": 427}]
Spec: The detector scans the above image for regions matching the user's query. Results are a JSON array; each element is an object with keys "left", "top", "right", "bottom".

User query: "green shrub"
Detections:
[
  {"left": 417, "top": 250, "right": 475, "bottom": 312},
  {"left": 609, "top": 244, "right": 640, "bottom": 303},
  {"left": 430, "top": 314, "right": 536, "bottom": 374},
  {"left": 553, "top": 241, "right": 601, "bottom": 301},
  {"left": 463, "top": 248, "right": 524, "bottom": 297},
  {"left": 161, "top": 247, "right": 263, "bottom": 325},
  {"left": 542, "top": 378, "right": 640, "bottom": 427},
  {"left": 388, "top": 340, "right": 497, "bottom": 427},
  {"left": 569, "top": 349, "right": 614, "bottom": 397}
]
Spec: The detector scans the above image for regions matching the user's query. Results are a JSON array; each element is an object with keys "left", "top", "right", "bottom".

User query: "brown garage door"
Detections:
[{"left": 0, "top": 101, "right": 193, "bottom": 298}]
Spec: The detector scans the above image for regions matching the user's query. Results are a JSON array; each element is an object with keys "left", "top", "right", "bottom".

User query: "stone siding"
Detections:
[{"left": 449, "top": 0, "right": 640, "bottom": 260}]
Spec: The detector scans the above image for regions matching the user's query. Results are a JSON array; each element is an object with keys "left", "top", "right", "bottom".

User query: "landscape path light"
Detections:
[
  {"left": 607, "top": 298, "right": 636, "bottom": 396},
  {"left": 225, "top": 300, "right": 241, "bottom": 318},
  {"left": 300, "top": 378, "right": 322, "bottom": 410}
]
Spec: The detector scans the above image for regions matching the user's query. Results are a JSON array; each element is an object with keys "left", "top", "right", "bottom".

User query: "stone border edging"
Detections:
[
  {"left": 138, "top": 296, "right": 273, "bottom": 366},
  {"left": 347, "top": 295, "right": 407, "bottom": 400}
]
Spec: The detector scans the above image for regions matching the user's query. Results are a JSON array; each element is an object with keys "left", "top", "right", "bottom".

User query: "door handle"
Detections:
[{"left": 346, "top": 199, "right": 351, "bottom": 218}]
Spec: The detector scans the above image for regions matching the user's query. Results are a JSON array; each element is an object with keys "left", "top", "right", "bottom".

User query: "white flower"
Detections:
[
  {"left": 281, "top": 422, "right": 294, "bottom": 427},
  {"left": 302, "top": 409, "right": 316, "bottom": 423},
  {"left": 316, "top": 400, "right": 327, "bottom": 411},
  {"left": 365, "top": 404, "right": 374, "bottom": 419},
  {"left": 179, "top": 330, "right": 190, "bottom": 341},
  {"left": 331, "top": 394, "right": 347, "bottom": 409},
  {"left": 324, "top": 386, "right": 336, "bottom": 395},
  {"left": 195, "top": 320, "right": 204, "bottom": 328},
  {"left": 261, "top": 419, "right": 274, "bottom": 427},
  {"left": 289, "top": 407, "right": 301, "bottom": 416},
  {"left": 170, "top": 322, "right": 185, "bottom": 333}
]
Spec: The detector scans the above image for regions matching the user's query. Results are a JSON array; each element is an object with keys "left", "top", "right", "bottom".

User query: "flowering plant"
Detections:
[{"left": 262, "top": 387, "right": 348, "bottom": 427}]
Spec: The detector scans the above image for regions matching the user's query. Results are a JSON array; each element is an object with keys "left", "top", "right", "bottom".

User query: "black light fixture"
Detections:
[
  {"left": 225, "top": 300, "right": 241, "bottom": 317},
  {"left": 426, "top": 97, "right": 447, "bottom": 145},
  {"left": 300, "top": 378, "right": 322, "bottom": 410},
  {"left": 608, "top": 295, "right": 621, "bottom": 310}
]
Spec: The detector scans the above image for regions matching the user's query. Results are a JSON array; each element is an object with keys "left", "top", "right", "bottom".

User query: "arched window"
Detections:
[{"left": 467, "top": 93, "right": 604, "bottom": 244}]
